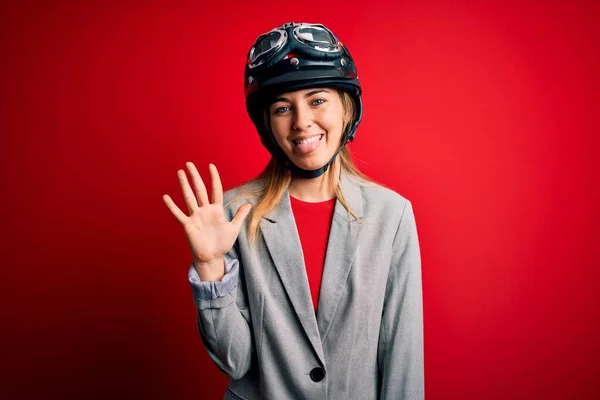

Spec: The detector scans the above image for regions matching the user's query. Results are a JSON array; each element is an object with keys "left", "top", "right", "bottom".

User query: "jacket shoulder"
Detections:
[
  {"left": 222, "top": 179, "right": 263, "bottom": 214},
  {"left": 353, "top": 177, "right": 413, "bottom": 224},
  {"left": 357, "top": 178, "right": 410, "bottom": 208}
]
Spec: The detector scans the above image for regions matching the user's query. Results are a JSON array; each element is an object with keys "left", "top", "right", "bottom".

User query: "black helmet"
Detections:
[{"left": 244, "top": 22, "right": 363, "bottom": 179}]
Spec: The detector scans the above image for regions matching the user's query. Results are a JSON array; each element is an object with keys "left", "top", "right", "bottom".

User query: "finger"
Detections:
[
  {"left": 178, "top": 169, "right": 199, "bottom": 214},
  {"left": 162, "top": 194, "right": 188, "bottom": 225},
  {"left": 231, "top": 203, "right": 252, "bottom": 231},
  {"left": 209, "top": 164, "right": 223, "bottom": 204},
  {"left": 186, "top": 161, "right": 210, "bottom": 207}
]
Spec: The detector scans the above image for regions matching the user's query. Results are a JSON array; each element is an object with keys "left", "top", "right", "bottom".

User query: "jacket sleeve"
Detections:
[
  {"left": 188, "top": 239, "right": 254, "bottom": 380},
  {"left": 188, "top": 255, "right": 239, "bottom": 303},
  {"left": 378, "top": 199, "right": 425, "bottom": 399}
]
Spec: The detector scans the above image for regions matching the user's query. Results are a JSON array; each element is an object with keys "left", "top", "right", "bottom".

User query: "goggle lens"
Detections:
[
  {"left": 249, "top": 30, "right": 285, "bottom": 67},
  {"left": 255, "top": 31, "right": 282, "bottom": 54},
  {"left": 294, "top": 25, "right": 340, "bottom": 52}
]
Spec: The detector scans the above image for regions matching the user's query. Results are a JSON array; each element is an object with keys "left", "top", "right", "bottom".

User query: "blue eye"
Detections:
[
  {"left": 274, "top": 106, "right": 289, "bottom": 114},
  {"left": 312, "top": 98, "right": 325, "bottom": 106}
]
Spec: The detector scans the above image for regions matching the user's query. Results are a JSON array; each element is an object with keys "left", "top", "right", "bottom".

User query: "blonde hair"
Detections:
[{"left": 227, "top": 90, "right": 385, "bottom": 245}]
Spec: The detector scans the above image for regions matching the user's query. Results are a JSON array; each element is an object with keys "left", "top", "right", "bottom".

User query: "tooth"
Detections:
[{"left": 297, "top": 135, "right": 320, "bottom": 145}]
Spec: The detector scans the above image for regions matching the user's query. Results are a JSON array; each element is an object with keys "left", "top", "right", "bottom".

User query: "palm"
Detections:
[{"left": 183, "top": 202, "right": 237, "bottom": 262}]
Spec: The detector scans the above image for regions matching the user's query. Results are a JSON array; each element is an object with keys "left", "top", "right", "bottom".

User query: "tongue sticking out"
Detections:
[{"left": 294, "top": 135, "right": 323, "bottom": 155}]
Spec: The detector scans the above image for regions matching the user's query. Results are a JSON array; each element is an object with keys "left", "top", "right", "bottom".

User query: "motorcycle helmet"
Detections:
[{"left": 244, "top": 22, "right": 363, "bottom": 179}]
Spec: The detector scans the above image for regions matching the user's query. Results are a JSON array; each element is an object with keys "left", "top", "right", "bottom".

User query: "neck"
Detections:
[{"left": 288, "top": 163, "right": 339, "bottom": 202}]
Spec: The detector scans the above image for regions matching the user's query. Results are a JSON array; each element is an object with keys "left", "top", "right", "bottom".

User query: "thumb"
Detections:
[{"left": 231, "top": 203, "right": 252, "bottom": 231}]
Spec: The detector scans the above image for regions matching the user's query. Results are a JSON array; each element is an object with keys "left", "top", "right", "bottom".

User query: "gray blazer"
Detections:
[{"left": 188, "top": 170, "right": 424, "bottom": 399}]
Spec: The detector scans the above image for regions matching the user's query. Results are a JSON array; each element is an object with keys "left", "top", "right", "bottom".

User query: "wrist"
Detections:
[{"left": 194, "top": 257, "right": 225, "bottom": 281}]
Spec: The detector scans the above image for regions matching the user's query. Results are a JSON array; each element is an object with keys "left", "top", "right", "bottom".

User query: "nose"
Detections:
[{"left": 292, "top": 102, "right": 313, "bottom": 131}]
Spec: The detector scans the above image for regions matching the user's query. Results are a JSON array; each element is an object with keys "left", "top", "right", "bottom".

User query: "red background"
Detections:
[{"left": 1, "top": 1, "right": 599, "bottom": 399}]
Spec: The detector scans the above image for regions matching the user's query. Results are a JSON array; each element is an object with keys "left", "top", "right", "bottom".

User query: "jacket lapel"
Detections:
[
  {"left": 259, "top": 170, "right": 365, "bottom": 364},
  {"left": 316, "top": 171, "right": 364, "bottom": 339},
  {"left": 260, "top": 191, "right": 325, "bottom": 363}
]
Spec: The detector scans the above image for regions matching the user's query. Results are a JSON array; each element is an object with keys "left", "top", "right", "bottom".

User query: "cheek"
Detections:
[
  {"left": 321, "top": 111, "right": 345, "bottom": 137},
  {"left": 269, "top": 117, "right": 290, "bottom": 145}
]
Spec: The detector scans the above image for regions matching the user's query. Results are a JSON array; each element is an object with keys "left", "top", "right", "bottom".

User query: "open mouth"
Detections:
[{"left": 292, "top": 134, "right": 324, "bottom": 146}]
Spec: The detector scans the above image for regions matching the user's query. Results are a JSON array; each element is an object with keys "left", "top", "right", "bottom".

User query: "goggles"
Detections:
[{"left": 247, "top": 23, "right": 343, "bottom": 69}]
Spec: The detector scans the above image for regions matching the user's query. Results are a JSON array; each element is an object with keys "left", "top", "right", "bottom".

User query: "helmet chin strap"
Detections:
[{"left": 283, "top": 143, "right": 347, "bottom": 179}]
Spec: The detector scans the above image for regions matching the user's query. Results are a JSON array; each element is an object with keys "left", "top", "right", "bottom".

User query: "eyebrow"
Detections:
[{"left": 273, "top": 89, "right": 330, "bottom": 103}]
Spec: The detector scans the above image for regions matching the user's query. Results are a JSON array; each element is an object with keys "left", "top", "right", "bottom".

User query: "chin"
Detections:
[{"left": 289, "top": 156, "right": 329, "bottom": 172}]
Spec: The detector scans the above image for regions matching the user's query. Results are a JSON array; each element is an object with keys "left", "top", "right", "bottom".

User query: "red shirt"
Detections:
[{"left": 289, "top": 195, "right": 336, "bottom": 312}]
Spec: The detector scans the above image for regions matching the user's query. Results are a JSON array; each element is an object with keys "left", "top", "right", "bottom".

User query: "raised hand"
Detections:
[{"left": 163, "top": 162, "right": 252, "bottom": 281}]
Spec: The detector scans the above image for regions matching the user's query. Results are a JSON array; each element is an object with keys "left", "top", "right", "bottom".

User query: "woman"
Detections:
[{"left": 163, "top": 22, "right": 424, "bottom": 399}]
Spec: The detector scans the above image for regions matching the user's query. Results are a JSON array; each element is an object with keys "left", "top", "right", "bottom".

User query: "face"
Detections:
[{"left": 268, "top": 88, "right": 347, "bottom": 172}]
